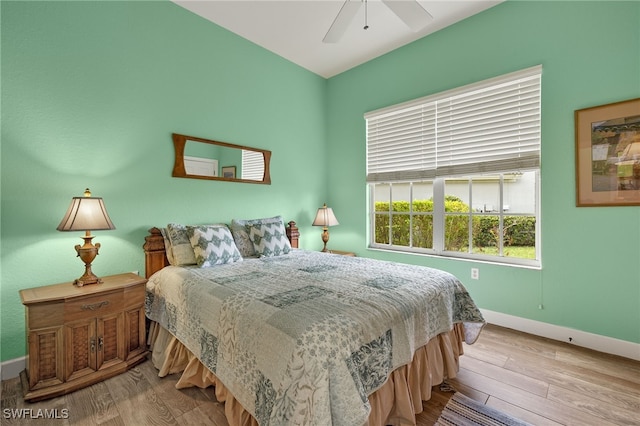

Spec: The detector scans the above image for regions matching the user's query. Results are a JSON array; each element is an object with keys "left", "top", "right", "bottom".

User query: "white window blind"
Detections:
[
  {"left": 241, "top": 150, "right": 264, "bottom": 180},
  {"left": 366, "top": 65, "right": 541, "bottom": 182}
]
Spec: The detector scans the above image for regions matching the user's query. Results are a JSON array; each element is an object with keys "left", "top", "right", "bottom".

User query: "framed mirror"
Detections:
[{"left": 172, "top": 133, "right": 271, "bottom": 184}]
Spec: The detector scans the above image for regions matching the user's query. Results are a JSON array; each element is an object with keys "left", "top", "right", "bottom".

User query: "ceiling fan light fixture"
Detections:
[{"left": 323, "top": 0, "right": 433, "bottom": 43}]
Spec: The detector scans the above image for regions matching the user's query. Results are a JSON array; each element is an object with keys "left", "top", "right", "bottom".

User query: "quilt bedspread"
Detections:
[{"left": 145, "top": 249, "right": 484, "bottom": 426}]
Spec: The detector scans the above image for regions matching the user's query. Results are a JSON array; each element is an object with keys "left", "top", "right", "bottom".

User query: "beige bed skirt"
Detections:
[{"left": 148, "top": 322, "right": 465, "bottom": 426}]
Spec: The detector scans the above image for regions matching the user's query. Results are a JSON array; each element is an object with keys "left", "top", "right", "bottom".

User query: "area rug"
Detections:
[{"left": 436, "top": 392, "right": 532, "bottom": 426}]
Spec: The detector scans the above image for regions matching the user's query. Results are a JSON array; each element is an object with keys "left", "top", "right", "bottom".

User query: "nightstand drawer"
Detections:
[
  {"left": 123, "top": 282, "right": 146, "bottom": 309},
  {"left": 26, "top": 301, "right": 64, "bottom": 329},
  {"left": 64, "top": 290, "right": 123, "bottom": 322}
]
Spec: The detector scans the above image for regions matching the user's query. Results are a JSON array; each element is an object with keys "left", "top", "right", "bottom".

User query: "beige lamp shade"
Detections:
[
  {"left": 312, "top": 204, "right": 339, "bottom": 227},
  {"left": 57, "top": 189, "right": 115, "bottom": 286},
  {"left": 312, "top": 204, "right": 339, "bottom": 252},
  {"left": 57, "top": 195, "right": 116, "bottom": 231}
]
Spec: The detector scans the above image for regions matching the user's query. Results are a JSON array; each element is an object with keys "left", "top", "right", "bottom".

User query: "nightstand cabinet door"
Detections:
[
  {"left": 98, "top": 312, "right": 125, "bottom": 369},
  {"left": 125, "top": 306, "right": 146, "bottom": 360},
  {"left": 27, "top": 326, "right": 64, "bottom": 390},
  {"left": 65, "top": 319, "right": 97, "bottom": 382}
]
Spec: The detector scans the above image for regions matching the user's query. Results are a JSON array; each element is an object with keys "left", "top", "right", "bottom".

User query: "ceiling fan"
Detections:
[{"left": 323, "top": 0, "right": 434, "bottom": 43}]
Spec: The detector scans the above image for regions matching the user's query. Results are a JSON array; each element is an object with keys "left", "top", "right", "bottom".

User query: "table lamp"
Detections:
[
  {"left": 57, "top": 188, "right": 116, "bottom": 286},
  {"left": 312, "top": 203, "right": 339, "bottom": 252}
]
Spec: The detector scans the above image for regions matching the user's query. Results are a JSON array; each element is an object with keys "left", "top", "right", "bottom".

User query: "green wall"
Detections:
[
  {"left": 326, "top": 1, "right": 640, "bottom": 344},
  {"left": 0, "top": 1, "right": 327, "bottom": 361}
]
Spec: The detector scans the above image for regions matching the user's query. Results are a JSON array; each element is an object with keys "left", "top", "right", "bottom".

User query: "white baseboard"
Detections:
[
  {"left": 481, "top": 309, "right": 640, "bottom": 361},
  {"left": 1, "top": 356, "right": 25, "bottom": 380}
]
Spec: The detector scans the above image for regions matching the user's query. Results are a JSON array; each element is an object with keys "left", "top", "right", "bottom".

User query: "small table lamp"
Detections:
[
  {"left": 57, "top": 188, "right": 116, "bottom": 286},
  {"left": 312, "top": 203, "right": 339, "bottom": 252}
]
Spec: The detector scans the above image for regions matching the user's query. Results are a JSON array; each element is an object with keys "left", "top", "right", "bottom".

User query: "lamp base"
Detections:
[
  {"left": 320, "top": 228, "right": 330, "bottom": 252},
  {"left": 74, "top": 273, "right": 103, "bottom": 287},
  {"left": 73, "top": 236, "right": 103, "bottom": 287}
]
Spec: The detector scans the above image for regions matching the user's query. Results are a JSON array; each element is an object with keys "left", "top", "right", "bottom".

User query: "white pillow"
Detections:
[
  {"left": 186, "top": 224, "right": 243, "bottom": 267},
  {"left": 246, "top": 220, "right": 292, "bottom": 257}
]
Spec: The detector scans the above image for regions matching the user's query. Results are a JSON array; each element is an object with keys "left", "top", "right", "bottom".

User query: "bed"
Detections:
[{"left": 143, "top": 218, "right": 484, "bottom": 425}]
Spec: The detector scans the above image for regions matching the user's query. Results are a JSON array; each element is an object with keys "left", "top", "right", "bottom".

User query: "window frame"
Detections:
[
  {"left": 368, "top": 172, "right": 541, "bottom": 268},
  {"left": 365, "top": 66, "right": 542, "bottom": 268}
]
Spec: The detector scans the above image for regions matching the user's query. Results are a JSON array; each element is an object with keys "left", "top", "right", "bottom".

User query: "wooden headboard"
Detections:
[{"left": 142, "top": 221, "right": 300, "bottom": 279}]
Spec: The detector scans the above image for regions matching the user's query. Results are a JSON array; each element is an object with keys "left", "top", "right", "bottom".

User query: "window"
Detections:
[{"left": 366, "top": 66, "right": 541, "bottom": 267}]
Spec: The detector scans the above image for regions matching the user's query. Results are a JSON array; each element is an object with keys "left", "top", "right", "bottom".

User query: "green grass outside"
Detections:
[{"left": 468, "top": 246, "right": 535, "bottom": 259}]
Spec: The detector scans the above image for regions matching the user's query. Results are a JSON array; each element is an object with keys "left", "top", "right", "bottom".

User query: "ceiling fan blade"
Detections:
[
  {"left": 382, "top": 0, "right": 433, "bottom": 32},
  {"left": 323, "top": 0, "right": 362, "bottom": 43}
]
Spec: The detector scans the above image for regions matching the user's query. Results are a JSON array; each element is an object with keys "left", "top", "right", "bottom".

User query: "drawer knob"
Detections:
[{"left": 81, "top": 300, "right": 110, "bottom": 311}]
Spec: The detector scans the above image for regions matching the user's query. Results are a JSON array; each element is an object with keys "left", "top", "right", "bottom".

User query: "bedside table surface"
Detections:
[
  {"left": 20, "top": 273, "right": 146, "bottom": 305},
  {"left": 328, "top": 250, "right": 356, "bottom": 256}
]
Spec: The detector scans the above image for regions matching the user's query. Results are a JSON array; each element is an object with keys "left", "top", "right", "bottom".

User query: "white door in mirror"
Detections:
[{"left": 184, "top": 156, "right": 218, "bottom": 177}]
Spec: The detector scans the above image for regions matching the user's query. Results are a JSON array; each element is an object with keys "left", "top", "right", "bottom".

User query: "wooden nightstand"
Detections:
[
  {"left": 328, "top": 250, "right": 356, "bottom": 257},
  {"left": 19, "top": 273, "right": 148, "bottom": 402}
]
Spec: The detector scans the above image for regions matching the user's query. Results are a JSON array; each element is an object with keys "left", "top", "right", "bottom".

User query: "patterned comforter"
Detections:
[{"left": 145, "top": 250, "right": 484, "bottom": 425}]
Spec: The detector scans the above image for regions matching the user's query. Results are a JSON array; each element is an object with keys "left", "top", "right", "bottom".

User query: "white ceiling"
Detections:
[{"left": 173, "top": 0, "right": 503, "bottom": 78}]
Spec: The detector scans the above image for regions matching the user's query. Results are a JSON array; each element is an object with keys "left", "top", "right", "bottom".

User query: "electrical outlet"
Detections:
[{"left": 471, "top": 268, "right": 479, "bottom": 280}]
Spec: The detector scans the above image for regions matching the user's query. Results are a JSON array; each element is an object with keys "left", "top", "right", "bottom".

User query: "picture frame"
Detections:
[
  {"left": 575, "top": 98, "right": 640, "bottom": 206},
  {"left": 221, "top": 166, "right": 236, "bottom": 179}
]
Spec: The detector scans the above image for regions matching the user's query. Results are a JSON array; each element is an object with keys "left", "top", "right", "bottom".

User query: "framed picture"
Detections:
[
  {"left": 575, "top": 98, "right": 640, "bottom": 206},
  {"left": 221, "top": 166, "right": 236, "bottom": 179}
]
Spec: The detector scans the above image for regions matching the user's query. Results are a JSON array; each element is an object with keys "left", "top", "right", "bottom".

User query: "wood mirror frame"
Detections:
[{"left": 172, "top": 133, "right": 271, "bottom": 184}]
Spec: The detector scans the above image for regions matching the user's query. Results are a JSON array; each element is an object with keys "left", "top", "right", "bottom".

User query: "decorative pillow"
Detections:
[
  {"left": 186, "top": 224, "right": 243, "bottom": 267},
  {"left": 246, "top": 220, "right": 292, "bottom": 258},
  {"left": 166, "top": 223, "right": 197, "bottom": 266},
  {"left": 230, "top": 216, "right": 286, "bottom": 258},
  {"left": 160, "top": 227, "right": 176, "bottom": 266}
]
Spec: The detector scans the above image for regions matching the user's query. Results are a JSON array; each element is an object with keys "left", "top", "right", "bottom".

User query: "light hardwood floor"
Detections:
[{"left": 2, "top": 324, "right": 639, "bottom": 425}]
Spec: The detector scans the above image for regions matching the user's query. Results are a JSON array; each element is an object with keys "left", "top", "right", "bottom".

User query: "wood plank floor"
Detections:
[{"left": 2, "top": 324, "right": 639, "bottom": 425}]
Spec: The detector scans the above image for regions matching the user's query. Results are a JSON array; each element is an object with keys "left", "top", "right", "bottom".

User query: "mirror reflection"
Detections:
[{"left": 172, "top": 133, "right": 271, "bottom": 184}]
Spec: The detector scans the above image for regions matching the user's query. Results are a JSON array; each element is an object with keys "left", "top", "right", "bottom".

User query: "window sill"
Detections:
[{"left": 367, "top": 246, "right": 542, "bottom": 270}]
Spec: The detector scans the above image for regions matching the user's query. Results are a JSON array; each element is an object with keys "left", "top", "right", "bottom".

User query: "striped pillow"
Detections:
[
  {"left": 186, "top": 225, "right": 243, "bottom": 267},
  {"left": 246, "top": 221, "right": 292, "bottom": 257},
  {"left": 230, "top": 215, "right": 285, "bottom": 258}
]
